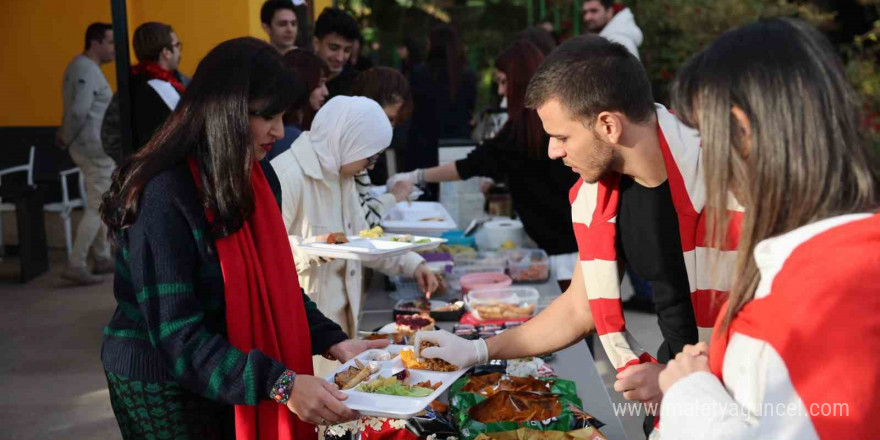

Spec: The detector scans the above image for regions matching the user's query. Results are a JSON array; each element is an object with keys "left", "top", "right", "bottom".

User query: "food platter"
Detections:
[
  {"left": 324, "top": 345, "right": 469, "bottom": 419},
  {"left": 297, "top": 235, "right": 446, "bottom": 261}
]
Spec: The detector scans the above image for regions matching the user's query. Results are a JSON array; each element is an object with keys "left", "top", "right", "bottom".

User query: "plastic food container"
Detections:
[
  {"left": 459, "top": 272, "right": 512, "bottom": 295},
  {"left": 506, "top": 249, "right": 551, "bottom": 283},
  {"left": 466, "top": 287, "right": 540, "bottom": 321},
  {"left": 454, "top": 251, "right": 509, "bottom": 269}
]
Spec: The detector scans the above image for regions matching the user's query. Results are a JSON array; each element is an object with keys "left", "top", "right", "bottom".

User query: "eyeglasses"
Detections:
[{"left": 366, "top": 154, "right": 381, "bottom": 168}]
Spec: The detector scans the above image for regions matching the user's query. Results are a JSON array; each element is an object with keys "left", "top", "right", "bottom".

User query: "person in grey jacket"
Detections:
[{"left": 57, "top": 22, "right": 116, "bottom": 285}]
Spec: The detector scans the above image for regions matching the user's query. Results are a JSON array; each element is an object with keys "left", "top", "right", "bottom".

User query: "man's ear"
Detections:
[
  {"left": 595, "top": 111, "right": 624, "bottom": 144},
  {"left": 312, "top": 36, "right": 321, "bottom": 52},
  {"left": 261, "top": 22, "right": 272, "bottom": 36}
]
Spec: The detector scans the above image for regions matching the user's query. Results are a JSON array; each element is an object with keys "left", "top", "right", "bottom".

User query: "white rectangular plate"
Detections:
[
  {"left": 298, "top": 235, "right": 446, "bottom": 261},
  {"left": 382, "top": 202, "right": 457, "bottom": 235},
  {"left": 325, "top": 345, "right": 468, "bottom": 419}
]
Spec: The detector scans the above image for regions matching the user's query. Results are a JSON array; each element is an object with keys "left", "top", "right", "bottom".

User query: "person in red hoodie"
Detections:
[{"left": 658, "top": 18, "right": 880, "bottom": 439}]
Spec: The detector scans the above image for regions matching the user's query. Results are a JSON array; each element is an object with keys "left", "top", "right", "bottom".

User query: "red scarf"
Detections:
[
  {"left": 188, "top": 159, "right": 316, "bottom": 440},
  {"left": 132, "top": 61, "right": 185, "bottom": 93}
]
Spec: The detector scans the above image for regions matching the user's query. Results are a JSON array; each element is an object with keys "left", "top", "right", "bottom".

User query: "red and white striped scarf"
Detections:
[{"left": 571, "top": 105, "right": 744, "bottom": 372}]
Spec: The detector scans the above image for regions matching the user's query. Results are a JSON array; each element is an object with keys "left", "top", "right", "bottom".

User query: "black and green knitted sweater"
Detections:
[{"left": 100, "top": 162, "right": 347, "bottom": 405}]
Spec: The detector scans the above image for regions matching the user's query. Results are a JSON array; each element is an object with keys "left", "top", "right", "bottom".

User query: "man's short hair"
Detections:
[
  {"left": 526, "top": 35, "right": 654, "bottom": 124},
  {"left": 133, "top": 22, "right": 174, "bottom": 63},
  {"left": 314, "top": 7, "right": 360, "bottom": 42},
  {"left": 261, "top": 0, "right": 296, "bottom": 25},
  {"left": 585, "top": 0, "right": 614, "bottom": 9},
  {"left": 84, "top": 22, "right": 112, "bottom": 51}
]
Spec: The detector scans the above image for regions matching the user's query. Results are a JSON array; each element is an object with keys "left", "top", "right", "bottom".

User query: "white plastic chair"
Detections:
[
  {"left": 43, "top": 167, "right": 86, "bottom": 257},
  {"left": 0, "top": 146, "right": 36, "bottom": 256},
  {"left": 0, "top": 145, "right": 86, "bottom": 258}
]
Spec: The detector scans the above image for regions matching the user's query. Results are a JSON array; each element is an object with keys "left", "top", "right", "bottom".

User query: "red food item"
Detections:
[
  {"left": 395, "top": 314, "right": 435, "bottom": 332},
  {"left": 326, "top": 232, "right": 349, "bottom": 244}
]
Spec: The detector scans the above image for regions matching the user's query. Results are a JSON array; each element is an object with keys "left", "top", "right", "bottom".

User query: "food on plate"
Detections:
[
  {"left": 474, "top": 303, "right": 536, "bottom": 320},
  {"left": 362, "top": 331, "right": 412, "bottom": 345},
  {"left": 388, "top": 234, "right": 433, "bottom": 244},
  {"left": 400, "top": 342, "right": 460, "bottom": 372},
  {"left": 396, "top": 298, "right": 432, "bottom": 312},
  {"left": 468, "top": 390, "right": 562, "bottom": 423},
  {"left": 437, "top": 244, "right": 477, "bottom": 259},
  {"left": 396, "top": 314, "right": 436, "bottom": 332},
  {"left": 325, "top": 232, "right": 349, "bottom": 244},
  {"left": 354, "top": 375, "right": 440, "bottom": 397},
  {"left": 333, "top": 359, "right": 379, "bottom": 389},
  {"left": 432, "top": 301, "right": 462, "bottom": 313},
  {"left": 419, "top": 217, "right": 445, "bottom": 222},
  {"left": 461, "top": 373, "right": 554, "bottom": 397},
  {"left": 359, "top": 226, "right": 385, "bottom": 238}
]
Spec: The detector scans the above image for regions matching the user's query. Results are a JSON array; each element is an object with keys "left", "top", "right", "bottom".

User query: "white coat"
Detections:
[{"left": 272, "top": 134, "right": 424, "bottom": 373}]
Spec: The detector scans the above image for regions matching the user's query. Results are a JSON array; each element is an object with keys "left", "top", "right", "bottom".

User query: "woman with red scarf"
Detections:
[
  {"left": 657, "top": 19, "right": 879, "bottom": 439},
  {"left": 100, "top": 37, "right": 383, "bottom": 440}
]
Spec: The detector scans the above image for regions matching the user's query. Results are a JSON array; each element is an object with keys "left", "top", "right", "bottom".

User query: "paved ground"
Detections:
[
  {"left": 0, "top": 250, "right": 661, "bottom": 440},
  {"left": 0, "top": 251, "right": 121, "bottom": 439}
]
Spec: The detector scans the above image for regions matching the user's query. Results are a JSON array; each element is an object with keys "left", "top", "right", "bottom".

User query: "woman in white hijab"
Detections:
[{"left": 271, "top": 96, "right": 438, "bottom": 375}]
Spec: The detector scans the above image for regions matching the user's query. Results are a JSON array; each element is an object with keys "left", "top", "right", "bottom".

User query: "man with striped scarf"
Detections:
[{"left": 416, "top": 36, "right": 742, "bottom": 437}]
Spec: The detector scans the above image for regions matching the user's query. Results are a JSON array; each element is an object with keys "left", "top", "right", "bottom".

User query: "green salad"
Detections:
[{"left": 355, "top": 376, "right": 434, "bottom": 397}]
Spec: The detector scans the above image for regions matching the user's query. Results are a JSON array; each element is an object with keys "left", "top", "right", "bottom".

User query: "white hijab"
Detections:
[{"left": 308, "top": 96, "right": 393, "bottom": 177}]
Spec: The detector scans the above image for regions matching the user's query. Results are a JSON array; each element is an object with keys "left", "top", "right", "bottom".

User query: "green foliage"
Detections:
[{"left": 631, "top": 0, "right": 835, "bottom": 104}]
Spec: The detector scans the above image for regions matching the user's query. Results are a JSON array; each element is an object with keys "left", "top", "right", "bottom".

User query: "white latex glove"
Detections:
[
  {"left": 414, "top": 329, "right": 489, "bottom": 369},
  {"left": 389, "top": 179, "right": 415, "bottom": 202},
  {"left": 386, "top": 170, "right": 419, "bottom": 189}
]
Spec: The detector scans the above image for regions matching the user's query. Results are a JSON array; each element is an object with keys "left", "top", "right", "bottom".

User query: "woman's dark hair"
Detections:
[
  {"left": 281, "top": 49, "right": 330, "bottom": 128},
  {"left": 101, "top": 37, "right": 298, "bottom": 237},
  {"left": 352, "top": 67, "right": 412, "bottom": 125},
  {"left": 496, "top": 40, "right": 546, "bottom": 157},
  {"left": 427, "top": 24, "right": 465, "bottom": 102},
  {"left": 672, "top": 18, "right": 879, "bottom": 327}
]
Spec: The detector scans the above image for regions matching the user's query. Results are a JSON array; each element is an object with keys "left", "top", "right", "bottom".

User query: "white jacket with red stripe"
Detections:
[
  {"left": 660, "top": 213, "right": 880, "bottom": 439},
  {"left": 571, "top": 104, "right": 743, "bottom": 372}
]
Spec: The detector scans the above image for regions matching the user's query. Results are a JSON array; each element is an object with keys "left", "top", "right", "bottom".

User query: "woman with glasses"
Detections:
[{"left": 272, "top": 96, "right": 439, "bottom": 376}]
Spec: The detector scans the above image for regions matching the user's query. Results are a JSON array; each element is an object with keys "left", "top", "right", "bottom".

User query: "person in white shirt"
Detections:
[
  {"left": 58, "top": 22, "right": 116, "bottom": 285},
  {"left": 582, "top": 0, "right": 643, "bottom": 59},
  {"left": 272, "top": 96, "right": 438, "bottom": 376},
  {"left": 657, "top": 18, "right": 880, "bottom": 440}
]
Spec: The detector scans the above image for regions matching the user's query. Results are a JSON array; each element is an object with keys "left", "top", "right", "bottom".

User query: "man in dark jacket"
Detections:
[
  {"left": 129, "top": 22, "right": 186, "bottom": 152},
  {"left": 312, "top": 8, "right": 361, "bottom": 97}
]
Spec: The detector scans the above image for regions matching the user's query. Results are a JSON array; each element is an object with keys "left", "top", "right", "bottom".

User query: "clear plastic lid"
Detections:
[{"left": 466, "top": 287, "right": 540, "bottom": 321}]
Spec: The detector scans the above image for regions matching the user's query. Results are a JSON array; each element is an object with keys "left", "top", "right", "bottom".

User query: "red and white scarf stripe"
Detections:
[{"left": 571, "top": 105, "right": 744, "bottom": 372}]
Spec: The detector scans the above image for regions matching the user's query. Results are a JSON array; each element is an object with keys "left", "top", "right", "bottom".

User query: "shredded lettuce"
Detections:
[{"left": 355, "top": 376, "right": 434, "bottom": 397}]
